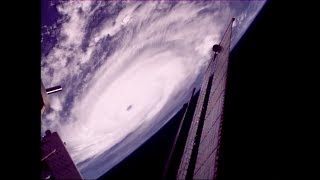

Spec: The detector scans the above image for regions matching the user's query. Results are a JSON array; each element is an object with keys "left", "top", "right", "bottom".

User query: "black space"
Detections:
[
  {"left": 217, "top": 0, "right": 282, "bottom": 179},
  {"left": 3, "top": 0, "right": 41, "bottom": 179}
]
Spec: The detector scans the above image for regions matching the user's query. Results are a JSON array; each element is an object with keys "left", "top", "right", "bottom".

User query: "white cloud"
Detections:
[{"left": 50, "top": 96, "right": 63, "bottom": 111}]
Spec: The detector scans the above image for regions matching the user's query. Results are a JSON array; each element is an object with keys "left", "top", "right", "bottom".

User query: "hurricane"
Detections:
[{"left": 41, "top": 1, "right": 266, "bottom": 179}]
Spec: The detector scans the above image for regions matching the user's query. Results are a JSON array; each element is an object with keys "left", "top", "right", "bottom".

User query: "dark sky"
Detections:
[{"left": 98, "top": 1, "right": 280, "bottom": 180}]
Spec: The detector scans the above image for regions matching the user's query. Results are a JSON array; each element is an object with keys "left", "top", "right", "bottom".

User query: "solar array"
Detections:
[{"left": 177, "top": 18, "right": 234, "bottom": 180}]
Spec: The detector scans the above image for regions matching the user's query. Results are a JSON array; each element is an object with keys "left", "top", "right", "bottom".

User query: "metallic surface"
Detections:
[
  {"left": 162, "top": 88, "right": 196, "bottom": 180},
  {"left": 177, "top": 18, "right": 234, "bottom": 180},
  {"left": 41, "top": 130, "right": 83, "bottom": 180}
]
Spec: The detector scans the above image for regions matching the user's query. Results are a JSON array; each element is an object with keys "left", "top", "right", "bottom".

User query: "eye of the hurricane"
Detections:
[{"left": 126, "top": 105, "right": 133, "bottom": 111}]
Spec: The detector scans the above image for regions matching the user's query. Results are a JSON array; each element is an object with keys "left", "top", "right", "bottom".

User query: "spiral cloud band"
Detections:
[{"left": 41, "top": 1, "right": 266, "bottom": 179}]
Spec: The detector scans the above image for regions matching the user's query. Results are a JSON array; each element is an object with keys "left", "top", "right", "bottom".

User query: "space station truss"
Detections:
[{"left": 177, "top": 18, "right": 234, "bottom": 180}]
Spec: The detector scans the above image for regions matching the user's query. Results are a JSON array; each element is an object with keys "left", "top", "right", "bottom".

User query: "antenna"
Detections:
[
  {"left": 46, "top": 86, "right": 63, "bottom": 94},
  {"left": 212, "top": 44, "right": 222, "bottom": 53}
]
